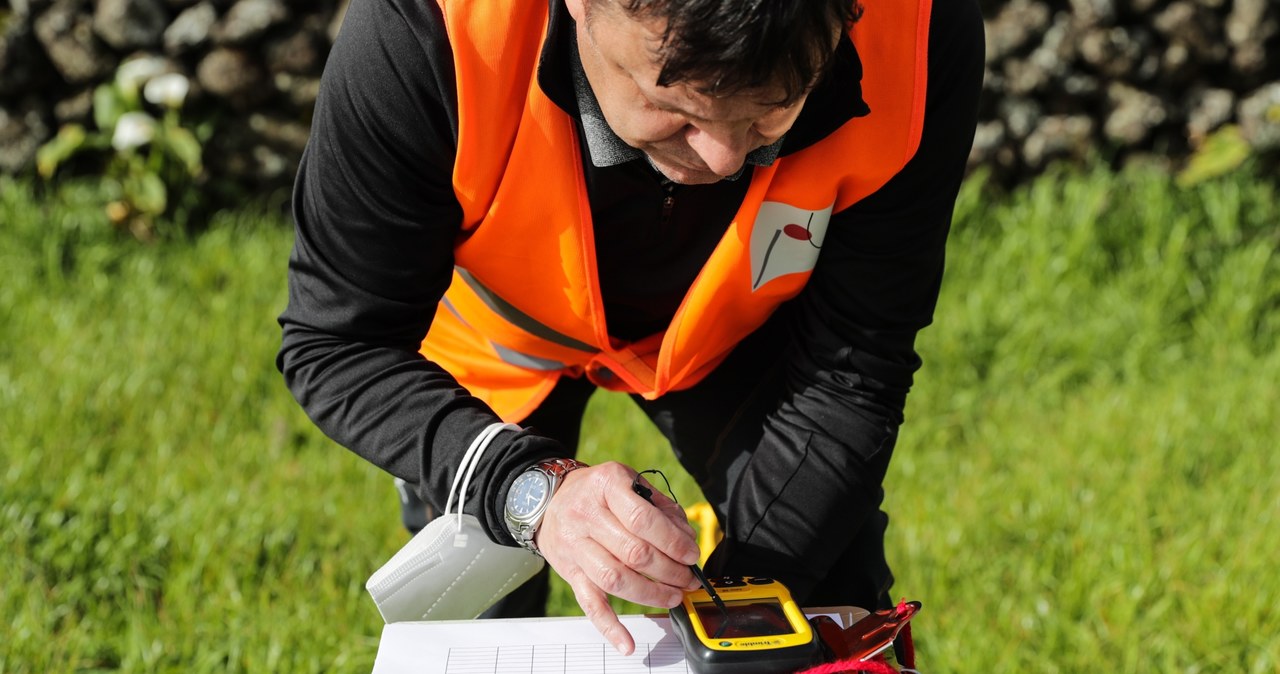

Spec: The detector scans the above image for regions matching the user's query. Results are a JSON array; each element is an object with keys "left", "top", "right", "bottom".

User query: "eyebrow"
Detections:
[
  {"left": 645, "top": 91, "right": 791, "bottom": 125},
  {"left": 648, "top": 98, "right": 704, "bottom": 120}
]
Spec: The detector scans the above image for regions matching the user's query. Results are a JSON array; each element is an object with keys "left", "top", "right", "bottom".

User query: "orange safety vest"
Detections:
[{"left": 424, "top": 0, "right": 932, "bottom": 422}]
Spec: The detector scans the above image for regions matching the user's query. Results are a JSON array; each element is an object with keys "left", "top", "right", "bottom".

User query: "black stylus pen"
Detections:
[{"left": 630, "top": 479, "right": 730, "bottom": 621}]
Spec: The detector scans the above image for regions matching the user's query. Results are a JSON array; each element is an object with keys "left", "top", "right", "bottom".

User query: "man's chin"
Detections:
[
  {"left": 654, "top": 164, "right": 726, "bottom": 185},
  {"left": 647, "top": 156, "right": 727, "bottom": 185}
]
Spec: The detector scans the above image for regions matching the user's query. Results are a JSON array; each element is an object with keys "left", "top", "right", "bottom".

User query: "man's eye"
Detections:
[{"left": 645, "top": 101, "right": 676, "bottom": 115}]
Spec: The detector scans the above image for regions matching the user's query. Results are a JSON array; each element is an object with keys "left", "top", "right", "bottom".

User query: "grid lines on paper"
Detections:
[{"left": 442, "top": 641, "right": 689, "bottom": 673}]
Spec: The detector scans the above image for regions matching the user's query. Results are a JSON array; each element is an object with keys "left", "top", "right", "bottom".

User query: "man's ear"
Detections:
[{"left": 564, "top": 0, "right": 587, "bottom": 24}]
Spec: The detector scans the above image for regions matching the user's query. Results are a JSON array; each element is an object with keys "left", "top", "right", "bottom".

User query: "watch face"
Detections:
[{"left": 506, "top": 470, "right": 550, "bottom": 520}]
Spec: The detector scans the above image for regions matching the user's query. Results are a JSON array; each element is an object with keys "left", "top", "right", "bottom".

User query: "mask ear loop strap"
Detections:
[{"left": 444, "top": 422, "right": 521, "bottom": 531}]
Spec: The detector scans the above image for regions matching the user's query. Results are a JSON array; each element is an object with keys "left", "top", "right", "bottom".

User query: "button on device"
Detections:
[
  {"left": 712, "top": 576, "right": 745, "bottom": 588},
  {"left": 747, "top": 577, "right": 774, "bottom": 585}
]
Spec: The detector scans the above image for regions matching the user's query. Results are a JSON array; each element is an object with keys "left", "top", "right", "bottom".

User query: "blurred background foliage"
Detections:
[
  {"left": 1, "top": 0, "right": 1278, "bottom": 238},
  {"left": 3, "top": 161, "right": 1277, "bottom": 672}
]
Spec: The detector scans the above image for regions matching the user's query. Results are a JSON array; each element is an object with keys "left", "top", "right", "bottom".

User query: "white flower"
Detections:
[
  {"left": 144, "top": 73, "right": 191, "bottom": 109},
  {"left": 116, "top": 56, "right": 168, "bottom": 94},
  {"left": 112, "top": 112, "right": 157, "bottom": 151}
]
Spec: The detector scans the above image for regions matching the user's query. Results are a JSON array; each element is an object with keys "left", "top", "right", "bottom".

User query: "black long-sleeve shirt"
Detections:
[{"left": 278, "top": 0, "right": 984, "bottom": 578}]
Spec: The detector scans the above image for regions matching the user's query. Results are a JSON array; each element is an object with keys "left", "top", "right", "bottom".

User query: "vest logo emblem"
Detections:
[{"left": 749, "top": 200, "right": 835, "bottom": 291}]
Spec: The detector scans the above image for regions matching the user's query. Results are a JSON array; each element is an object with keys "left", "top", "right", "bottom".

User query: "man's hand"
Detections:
[{"left": 536, "top": 461, "right": 702, "bottom": 655}]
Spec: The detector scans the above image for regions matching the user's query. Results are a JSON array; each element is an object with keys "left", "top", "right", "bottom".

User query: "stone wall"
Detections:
[
  {"left": 1, "top": 0, "right": 1277, "bottom": 195},
  {"left": 0, "top": 0, "right": 349, "bottom": 190},
  {"left": 975, "top": 0, "right": 1280, "bottom": 178}
]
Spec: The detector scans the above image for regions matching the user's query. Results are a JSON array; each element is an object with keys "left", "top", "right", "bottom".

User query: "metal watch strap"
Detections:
[
  {"left": 507, "top": 458, "right": 588, "bottom": 555},
  {"left": 537, "top": 457, "right": 588, "bottom": 482}
]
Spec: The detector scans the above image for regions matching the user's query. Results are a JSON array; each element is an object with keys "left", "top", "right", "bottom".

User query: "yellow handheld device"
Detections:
[{"left": 669, "top": 576, "right": 820, "bottom": 674}]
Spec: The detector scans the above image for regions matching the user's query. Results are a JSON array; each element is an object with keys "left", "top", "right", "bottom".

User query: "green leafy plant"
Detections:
[
  {"left": 37, "top": 56, "right": 208, "bottom": 240},
  {"left": 1176, "top": 124, "right": 1252, "bottom": 188}
]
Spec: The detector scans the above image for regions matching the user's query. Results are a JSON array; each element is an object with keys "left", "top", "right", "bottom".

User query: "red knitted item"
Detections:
[{"left": 795, "top": 655, "right": 900, "bottom": 674}]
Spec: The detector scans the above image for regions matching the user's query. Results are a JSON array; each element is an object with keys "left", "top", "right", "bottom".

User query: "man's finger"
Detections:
[
  {"left": 633, "top": 475, "right": 699, "bottom": 539},
  {"left": 565, "top": 536, "right": 686, "bottom": 608},
  {"left": 566, "top": 568, "right": 635, "bottom": 655},
  {"left": 606, "top": 480, "right": 701, "bottom": 567},
  {"left": 584, "top": 516, "right": 697, "bottom": 592},
  {"left": 653, "top": 491, "right": 698, "bottom": 539},
  {"left": 541, "top": 471, "right": 695, "bottom": 595}
]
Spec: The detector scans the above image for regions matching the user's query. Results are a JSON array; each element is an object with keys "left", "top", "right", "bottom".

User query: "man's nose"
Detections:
[{"left": 683, "top": 125, "right": 754, "bottom": 177}]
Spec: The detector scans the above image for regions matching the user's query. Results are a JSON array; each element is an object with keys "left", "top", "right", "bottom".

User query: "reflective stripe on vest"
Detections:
[
  {"left": 424, "top": 0, "right": 932, "bottom": 421},
  {"left": 456, "top": 267, "right": 595, "bottom": 354}
]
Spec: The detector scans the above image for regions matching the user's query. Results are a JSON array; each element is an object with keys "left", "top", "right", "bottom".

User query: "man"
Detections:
[{"left": 279, "top": 0, "right": 983, "bottom": 656}]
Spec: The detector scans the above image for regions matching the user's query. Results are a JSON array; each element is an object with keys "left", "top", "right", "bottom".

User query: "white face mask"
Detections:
[{"left": 366, "top": 425, "right": 544, "bottom": 622}]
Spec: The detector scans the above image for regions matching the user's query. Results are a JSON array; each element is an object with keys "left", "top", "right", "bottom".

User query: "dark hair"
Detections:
[{"left": 615, "top": 0, "right": 863, "bottom": 105}]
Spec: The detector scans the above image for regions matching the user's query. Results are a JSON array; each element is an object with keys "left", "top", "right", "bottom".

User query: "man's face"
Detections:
[{"left": 566, "top": 0, "right": 813, "bottom": 185}]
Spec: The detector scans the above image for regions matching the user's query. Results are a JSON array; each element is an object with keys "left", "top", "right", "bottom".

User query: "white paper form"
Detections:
[
  {"left": 373, "top": 614, "right": 690, "bottom": 674},
  {"left": 371, "top": 609, "right": 865, "bottom": 674}
]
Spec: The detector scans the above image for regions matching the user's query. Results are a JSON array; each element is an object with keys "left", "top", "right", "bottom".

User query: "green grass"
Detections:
[{"left": 1, "top": 164, "right": 1277, "bottom": 673}]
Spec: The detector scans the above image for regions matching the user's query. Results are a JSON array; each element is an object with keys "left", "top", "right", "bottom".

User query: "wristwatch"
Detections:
[{"left": 504, "top": 458, "right": 589, "bottom": 555}]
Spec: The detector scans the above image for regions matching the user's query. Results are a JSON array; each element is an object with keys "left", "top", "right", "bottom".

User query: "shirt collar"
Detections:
[{"left": 536, "top": 0, "right": 869, "bottom": 168}]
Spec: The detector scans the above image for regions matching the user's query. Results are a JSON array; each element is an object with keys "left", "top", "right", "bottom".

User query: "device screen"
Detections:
[{"left": 694, "top": 598, "right": 795, "bottom": 638}]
